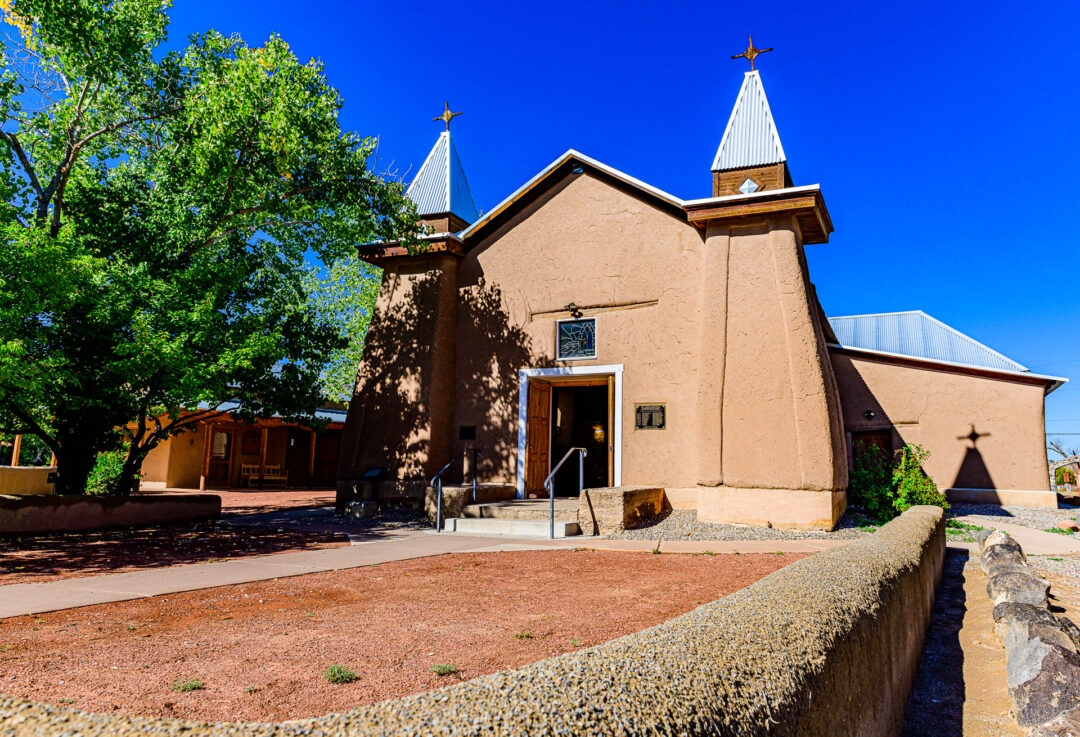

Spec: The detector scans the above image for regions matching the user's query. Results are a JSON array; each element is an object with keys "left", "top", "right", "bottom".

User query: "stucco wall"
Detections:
[
  {"left": 0, "top": 505, "right": 945, "bottom": 736},
  {"left": 831, "top": 351, "right": 1050, "bottom": 492},
  {"left": 450, "top": 173, "right": 709, "bottom": 489},
  {"left": 0, "top": 493, "right": 220, "bottom": 534},
  {"left": 0, "top": 466, "right": 53, "bottom": 495}
]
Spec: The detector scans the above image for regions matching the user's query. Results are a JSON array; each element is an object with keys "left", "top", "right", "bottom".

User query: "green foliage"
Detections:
[
  {"left": 848, "top": 445, "right": 895, "bottom": 522},
  {"left": 1057, "top": 467, "right": 1076, "bottom": 486},
  {"left": 85, "top": 450, "right": 134, "bottom": 496},
  {"left": 172, "top": 677, "right": 204, "bottom": 692},
  {"left": 0, "top": 0, "right": 416, "bottom": 494},
  {"left": 849, "top": 443, "right": 948, "bottom": 523},
  {"left": 945, "top": 519, "right": 984, "bottom": 533},
  {"left": 430, "top": 663, "right": 458, "bottom": 677},
  {"left": 513, "top": 631, "right": 533, "bottom": 640},
  {"left": 322, "top": 665, "right": 357, "bottom": 684}
]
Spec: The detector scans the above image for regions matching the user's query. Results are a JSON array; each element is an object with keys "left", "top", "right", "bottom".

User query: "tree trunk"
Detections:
[{"left": 53, "top": 439, "right": 98, "bottom": 496}]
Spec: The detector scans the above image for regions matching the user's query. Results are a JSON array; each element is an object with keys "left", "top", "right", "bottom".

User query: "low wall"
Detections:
[
  {"left": 946, "top": 487, "right": 1058, "bottom": 509},
  {"left": 0, "top": 466, "right": 54, "bottom": 495},
  {"left": 578, "top": 486, "right": 665, "bottom": 535},
  {"left": 0, "top": 505, "right": 945, "bottom": 736},
  {"left": 0, "top": 493, "right": 221, "bottom": 535}
]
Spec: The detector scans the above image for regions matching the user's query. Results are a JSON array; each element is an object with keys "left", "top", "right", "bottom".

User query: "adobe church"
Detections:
[{"left": 339, "top": 55, "right": 1065, "bottom": 530}]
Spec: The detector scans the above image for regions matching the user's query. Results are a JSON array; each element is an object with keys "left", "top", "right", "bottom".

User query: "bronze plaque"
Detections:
[{"left": 635, "top": 404, "right": 666, "bottom": 430}]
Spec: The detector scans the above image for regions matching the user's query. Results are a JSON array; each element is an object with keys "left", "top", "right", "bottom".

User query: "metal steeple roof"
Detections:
[
  {"left": 712, "top": 70, "right": 787, "bottom": 172},
  {"left": 406, "top": 131, "right": 480, "bottom": 225}
]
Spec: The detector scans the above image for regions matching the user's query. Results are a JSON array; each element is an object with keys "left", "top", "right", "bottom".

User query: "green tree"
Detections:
[{"left": 0, "top": 0, "right": 414, "bottom": 494}]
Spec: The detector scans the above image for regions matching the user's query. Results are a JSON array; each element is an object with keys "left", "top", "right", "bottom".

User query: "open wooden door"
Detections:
[{"left": 524, "top": 381, "right": 552, "bottom": 494}]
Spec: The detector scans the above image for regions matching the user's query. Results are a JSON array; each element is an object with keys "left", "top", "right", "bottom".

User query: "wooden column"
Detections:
[
  {"left": 308, "top": 430, "right": 317, "bottom": 488},
  {"left": 258, "top": 425, "right": 268, "bottom": 490},
  {"left": 10, "top": 434, "right": 21, "bottom": 467},
  {"left": 199, "top": 424, "right": 213, "bottom": 491}
]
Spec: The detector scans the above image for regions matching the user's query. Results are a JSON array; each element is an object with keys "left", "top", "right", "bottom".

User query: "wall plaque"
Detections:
[{"left": 635, "top": 404, "right": 666, "bottom": 430}]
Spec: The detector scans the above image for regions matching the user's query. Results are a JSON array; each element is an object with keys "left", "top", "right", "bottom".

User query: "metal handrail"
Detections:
[
  {"left": 431, "top": 447, "right": 482, "bottom": 533},
  {"left": 543, "top": 447, "right": 587, "bottom": 539}
]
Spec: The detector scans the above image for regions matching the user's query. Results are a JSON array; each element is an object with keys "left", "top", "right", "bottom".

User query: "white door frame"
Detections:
[{"left": 516, "top": 364, "right": 624, "bottom": 498}]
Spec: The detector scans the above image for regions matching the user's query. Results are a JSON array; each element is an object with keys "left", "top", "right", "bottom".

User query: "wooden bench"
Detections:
[{"left": 240, "top": 463, "right": 289, "bottom": 488}]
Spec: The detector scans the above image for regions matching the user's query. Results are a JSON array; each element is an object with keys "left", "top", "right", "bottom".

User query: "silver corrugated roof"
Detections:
[
  {"left": 406, "top": 131, "right": 480, "bottom": 225},
  {"left": 827, "top": 311, "right": 1028, "bottom": 373},
  {"left": 712, "top": 70, "right": 787, "bottom": 172}
]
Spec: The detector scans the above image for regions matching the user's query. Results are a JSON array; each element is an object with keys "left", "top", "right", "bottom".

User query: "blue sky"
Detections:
[{"left": 166, "top": 0, "right": 1080, "bottom": 447}]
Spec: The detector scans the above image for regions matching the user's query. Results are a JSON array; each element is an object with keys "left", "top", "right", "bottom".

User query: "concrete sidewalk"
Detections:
[
  {"left": 0, "top": 530, "right": 847, "bottom": 619},
  {"left": 949, "top": 515, "right": 1080, "bottom": 555}
]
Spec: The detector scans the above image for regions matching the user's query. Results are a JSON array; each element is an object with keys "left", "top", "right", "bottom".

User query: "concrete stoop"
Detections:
[{"left": 444, "top": 517, "right": 581, "bottom": 537}]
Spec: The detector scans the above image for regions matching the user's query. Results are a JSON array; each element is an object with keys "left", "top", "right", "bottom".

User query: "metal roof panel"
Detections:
[
  {"left": 712, "top": 70, "right": 787, "bottom": 172},
  {"left": 406, "top": 131, "right": 480, "bottom": 224},
  {"left": 827, "top": 311, "right": 1028, "bottom": 373}
]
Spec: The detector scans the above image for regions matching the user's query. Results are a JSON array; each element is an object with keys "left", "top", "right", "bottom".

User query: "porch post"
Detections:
[
  {"left": 308, "top": 430, "right": 317, "bottom": 487},
  {"left": 258, "top": 425, "right": 268, "bottom": 490},
  {"left": 199, "top": 424, "right": 213, "bottom": 491},
  {"left": 10, "top": 434, "right": 21, "bottom": 467}
]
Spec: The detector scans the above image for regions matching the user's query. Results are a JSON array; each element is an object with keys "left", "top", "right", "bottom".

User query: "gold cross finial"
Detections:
[
  {"left": 731, "top": 35, "right": 773, "bottom": 71},
  {"left": 433, "top": 101, "right": 463, "bottom": 131}
]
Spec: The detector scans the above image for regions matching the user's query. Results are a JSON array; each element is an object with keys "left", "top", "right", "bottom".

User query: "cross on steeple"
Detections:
[
  {"left": 731, "top": 35, "right": 773, "bottom": 71},
  {"left": 433, "top": 101, "right": 463, "bottom": 131}
]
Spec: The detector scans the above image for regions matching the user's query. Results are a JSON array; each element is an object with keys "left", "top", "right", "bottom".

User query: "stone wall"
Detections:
[
  {"left": 0, "top": 494, "right": 221, "bottom": 535},
  {"left": 0, "top": 505, "right": 945, "bottom": 735},
  {"left": 578, "top": 485, "right": 665, "bottom": 536},
  {"left": 423, "top": 483, "right": 516, "bottom": 523}
]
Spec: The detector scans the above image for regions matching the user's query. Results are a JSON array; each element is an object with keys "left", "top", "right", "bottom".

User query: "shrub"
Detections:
[
  {"left": 849, "top": 443, "right": 948, "bottom": 523},
  {"left": 85, "top": 450, "right": 138, "bottom": 496},
  {"left": 848, "top": 445, "right": 894, "bottom": 522},
  {"left": 892, "top": 444, "right": 948, "bottom": 513},
  {"left": 172, "top": 677, "right": 204, "bottom": 692},
  {"left": 322, "top": 665, "right": 357, "bottom": 684},
  {"left": 430, "top": 663, "right": 458, "bottom": 677}
]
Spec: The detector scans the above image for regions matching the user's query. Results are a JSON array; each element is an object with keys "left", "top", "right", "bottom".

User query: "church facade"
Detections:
[{"left": 339, "top": 70, "right": 1065, "bottom": 530}]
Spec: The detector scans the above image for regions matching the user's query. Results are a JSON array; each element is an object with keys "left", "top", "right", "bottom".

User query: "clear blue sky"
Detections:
[{"left": 165, "top": 0, "right": 1080, "bottom": 447}]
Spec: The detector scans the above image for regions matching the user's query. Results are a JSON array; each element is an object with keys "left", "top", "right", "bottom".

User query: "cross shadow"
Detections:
[
  {"left": 952, "top": 424, "right": 997, "bottom": 491},
  {"left": 902, "top": 547, "right": 968, "bottom": 736}
]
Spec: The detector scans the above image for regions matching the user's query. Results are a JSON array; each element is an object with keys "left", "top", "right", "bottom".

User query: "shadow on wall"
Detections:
[
  {"left": 452, "top": 276, "right": 538, "bottom": 484},
  {"left": 952, "top": 424, "right": 997, "bottom": 490},
  {"left": 342, "top": 269, "right": 539, "bottom": 489},
  {"left": 344, "top": 270, "right": 439, "bottom": 481}
]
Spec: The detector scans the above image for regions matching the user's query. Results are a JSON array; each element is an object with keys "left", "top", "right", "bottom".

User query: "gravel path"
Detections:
[
  {"left": 604, "top": 509, "right": 875, "bottom": 541},
  {"left": 948, "top": 502, "right": 1080, "bottom": 533}
]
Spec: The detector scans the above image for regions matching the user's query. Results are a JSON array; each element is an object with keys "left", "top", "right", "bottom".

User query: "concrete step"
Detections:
[
  {"left": 445, "top": 517, "right": 581, "bottom": 537},
  {"left": 462, "top": 498, "right": 579, "bottom": 522}
]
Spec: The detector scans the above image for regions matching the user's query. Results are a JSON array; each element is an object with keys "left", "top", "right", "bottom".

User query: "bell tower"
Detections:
[{"left": 711, "top": 38, "right": 792, "bottom": 196}]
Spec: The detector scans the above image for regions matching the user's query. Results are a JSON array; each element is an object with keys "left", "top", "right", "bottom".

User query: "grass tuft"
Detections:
[
  {"left": 514, "top": 631, "right": 533, "bottom": 640},
  {"left": 172, "top": 677, "right": 204, "bottom": 692},
  {"left": 431, "top": 663, "right": 458, "bottom": 677}
]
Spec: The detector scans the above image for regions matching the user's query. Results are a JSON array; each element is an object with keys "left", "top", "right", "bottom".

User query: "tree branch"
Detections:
[{"left": 0, "top": 132, "right": 43, "bottom": 196}]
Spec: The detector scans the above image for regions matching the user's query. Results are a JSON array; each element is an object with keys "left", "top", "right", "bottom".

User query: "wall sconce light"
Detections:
[
  {"left": 565, "top": 302, "right": 584, "bottom": 318},
  {"left": 863, "top": 410, "right": 876, "bottom": 420},
  {"left": 571, "top": 166, "right": 584, "bottom": 175}
]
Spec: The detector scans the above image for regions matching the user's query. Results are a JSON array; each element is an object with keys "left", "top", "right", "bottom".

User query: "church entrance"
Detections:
[{"left": 524, "top": 377, "right": 613, "bottom": 496}]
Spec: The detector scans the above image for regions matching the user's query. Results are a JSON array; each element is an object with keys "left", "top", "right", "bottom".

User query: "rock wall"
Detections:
[{"left": 0, "top": 505, "right": 945, "bottom": 736}]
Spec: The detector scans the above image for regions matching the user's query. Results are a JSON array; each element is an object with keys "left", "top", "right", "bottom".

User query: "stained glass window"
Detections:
[{"left": 556, "top": 318, "right": 596, "bottom": 360}]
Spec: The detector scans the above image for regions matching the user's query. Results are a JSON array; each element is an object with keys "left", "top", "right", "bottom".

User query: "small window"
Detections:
[
  {"left": 210, "top": 430, "right": 231, "bottom": 459},
  {"left": 459, "top": 425, "right": 477, "bottom": 441},
  {"left": 556, "top": 318, "right": 596, "bottom": 360}
]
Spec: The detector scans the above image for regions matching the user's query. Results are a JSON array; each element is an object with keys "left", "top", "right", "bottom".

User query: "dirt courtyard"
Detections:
[{"left": 0, "top": 549, "right": 805, "bottom": 723}]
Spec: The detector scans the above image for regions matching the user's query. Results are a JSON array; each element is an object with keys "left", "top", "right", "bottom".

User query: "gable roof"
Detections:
[
  {"left": 460, "top": 149, "right": 686, "bottom": 241},
  {"left": 712, "top": 70, "right": 787, "bottom": 172},
  {"left": 828, "top": 310, "right": 1027, "bottom": 372},
  {"left": 406, "top": 131, "right": 480, "bottom": 225}
]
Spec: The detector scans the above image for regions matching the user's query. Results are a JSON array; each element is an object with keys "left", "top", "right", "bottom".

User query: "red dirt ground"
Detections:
[
  {"left": 0, "top": 549, "right": 806, "bottom": 723},
  {"left": 0, "top": 522, "right": 346, "bottom": 585}
]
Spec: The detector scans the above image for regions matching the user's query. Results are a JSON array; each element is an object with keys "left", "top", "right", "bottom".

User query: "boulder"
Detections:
[
  {"left": 993, "top": 603, "right": 1080, "bottom": 650},
  {"left": 1005, "top": 620, "right": 1077, "bottom": 654},
  {"left": 982, "top": 546, "right": 1028, "bottom": 575},
  {"left": 983, "top": 530, "right": 1023, "bottom": 555},
  {"left": 1008, "top": 639, "right": 1080, "bottom": 726},
  {"left": 976, "top": 527, "right": 994, "bottom": 549},
  {"left": 988, "top": 571, "right": 1051, "bottom": 608},
  {"left": 986, "top": 559, "right": 1041, "bottom": 580},
  {"left": 1059, "top": 520, "right": 1080, "bottom": 533},
  {"left": 1030, "top": 707, "right": 1080, "bottom": 737}
]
